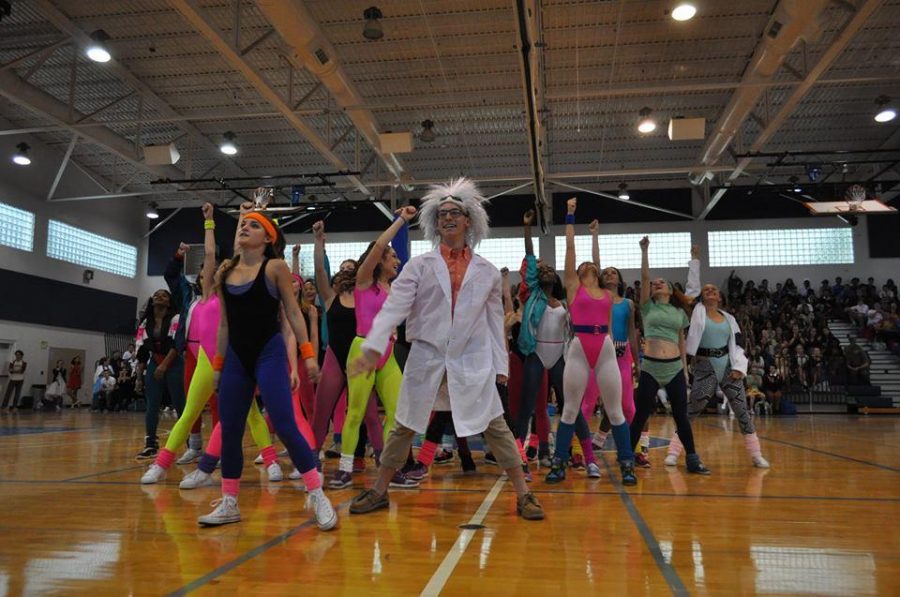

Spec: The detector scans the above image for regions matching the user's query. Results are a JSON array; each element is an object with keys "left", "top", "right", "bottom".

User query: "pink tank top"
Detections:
[
  {"left": 569, "top": 286, "right": 612, "bottom": 328},
  {"left": 354, "top": 285, "right": 389, "bottom": 337},
  {"left": 188, "top": 295, "right": 221, "bottom": 359}
]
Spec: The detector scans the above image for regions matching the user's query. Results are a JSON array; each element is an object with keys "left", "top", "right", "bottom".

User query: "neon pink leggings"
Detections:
[
  {"left": 581, "top": 349, "right": 636, "bottom": 425},
  {"left": 311, "top": 346, "right": 383, "bottom": 451},
  {"left": 295, "top": 358, "right": 316, "bottom": 422}
]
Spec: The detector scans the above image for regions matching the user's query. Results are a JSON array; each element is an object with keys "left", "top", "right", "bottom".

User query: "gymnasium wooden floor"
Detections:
[{"left": 1, "top": 410, "right": 897, "bottom": 596}]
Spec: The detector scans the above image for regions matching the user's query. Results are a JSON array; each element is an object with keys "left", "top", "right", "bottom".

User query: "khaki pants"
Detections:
[{"left": 381, "top": 415, "right": 522, "bottom": 471}]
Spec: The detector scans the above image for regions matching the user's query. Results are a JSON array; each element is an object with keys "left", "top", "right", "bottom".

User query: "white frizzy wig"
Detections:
[{"left": 418, "top": 177, "right": 491, "bottom": 248}]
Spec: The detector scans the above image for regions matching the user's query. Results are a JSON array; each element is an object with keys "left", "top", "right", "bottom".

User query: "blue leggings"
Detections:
[
  {"left": 219, "top": 333, "right": 317, "bottom": 480},
  {"left": 144, "top": 357, "right": 185, "bottom": 438}
]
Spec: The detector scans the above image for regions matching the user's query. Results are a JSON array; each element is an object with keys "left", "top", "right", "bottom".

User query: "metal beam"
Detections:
[
  {"left": 47, "top": 134, "right": 78, "bottom": 200},
  {"left": 0, "top": 38, "right": 70, "bottom": 73},
  {"left": 169, "top": 0, "right": 370, "bottom": 196},
  {"left": 548, "top": 180, "right": 694, "bottom": 220},
  {"left": 240, "top": 27, "right": 275, "bottom": 56},
  {"left": 74, "top": 91, "right": 136, "bottom": 124}
]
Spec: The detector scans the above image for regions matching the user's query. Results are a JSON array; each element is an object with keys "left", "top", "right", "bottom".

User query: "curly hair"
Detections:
[{"left": 418, "top": 177, "right": 490, "bottom": 248}]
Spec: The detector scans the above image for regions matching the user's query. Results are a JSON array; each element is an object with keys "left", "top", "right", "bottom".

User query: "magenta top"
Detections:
[
  {"left": 569, "top": 286, "right": 612, "bottom": 328},
  {"left": 354, "top": 285, "right": 389, "bottom": 337},
  {"left": 188, "top": 295, "right": 221, "bottom": 359}
]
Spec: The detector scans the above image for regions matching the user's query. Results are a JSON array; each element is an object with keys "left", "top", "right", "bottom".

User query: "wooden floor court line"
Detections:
[{"left": 61, "top": 463, "right": 146, "bottom": 482}]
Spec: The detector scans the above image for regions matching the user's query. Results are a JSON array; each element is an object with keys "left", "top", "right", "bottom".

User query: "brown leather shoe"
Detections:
[
  {"left": 516, "top": 491, "right": 545, "bottom": 521},
  {"left": 349, "top": 488, "right": 389, "bottom": 514}
]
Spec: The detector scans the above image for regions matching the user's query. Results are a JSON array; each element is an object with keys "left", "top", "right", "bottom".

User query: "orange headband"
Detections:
[{"left": 243, "top": 212, "right": 278, "bottom": 243}]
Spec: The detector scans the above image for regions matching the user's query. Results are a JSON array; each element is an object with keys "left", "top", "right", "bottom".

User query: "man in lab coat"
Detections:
[{"left": 349, "top": 178, "right": 545, "bottom": 521}]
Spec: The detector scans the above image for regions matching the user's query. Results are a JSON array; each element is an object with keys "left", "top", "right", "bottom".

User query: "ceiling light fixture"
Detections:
[
  {"left": 874, "top": 95, "right": 897, "bottom": 123},
  {"left": 671, "top": 3, "right": 697, "bottom": 22},
  {"left": 363, "top": 6, "right": 384, "bottom": 40},
  {"left": 146, "top": 202, "right": 159, "bottom": 219},
  {"left": 86, "top": 29, "right": 112, "bottom": 63},
  {"left": 219, "top": 131, "right": 238, "bottom": 155},
  {"left": 789, "top": 175, "right": 802, "bottom": 193},
  {"left": 617, "top": 183, "right": 630, "bottom": 201},
  {"left": 12, "top": 142, "right": 31, "bottom": 166},
  {"left": 637, "top": 107, "right": 657, "bottom": 134},
  {"left": 419, "top": 119, "right": 436, "bottom": 143}
]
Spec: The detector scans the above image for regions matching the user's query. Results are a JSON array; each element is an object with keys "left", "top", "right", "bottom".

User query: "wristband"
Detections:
[
  {"left": 565, "top": 214, "right": 575, "bottom": 225},
  {"left": 212, "top": 354, "right": 225, "bottom": 371},
  {"left": 204, "top": 220, "right": 215, "bottom": 230},
  {"left": 299, "top": 342, "right": 316, "bottom": 361}
]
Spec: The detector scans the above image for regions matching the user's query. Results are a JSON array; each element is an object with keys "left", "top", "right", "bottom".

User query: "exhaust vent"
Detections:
[{"left": 313, "top": 47, "right": 329, "bottom": 65}]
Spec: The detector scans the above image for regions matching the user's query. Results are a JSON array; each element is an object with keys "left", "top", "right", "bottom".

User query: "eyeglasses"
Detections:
[{"left": 437, "top": 208, "right": 466, "bottom": 219}]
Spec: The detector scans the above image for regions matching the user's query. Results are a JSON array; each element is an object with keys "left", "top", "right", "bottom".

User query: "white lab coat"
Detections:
[{"left": 362, "top": 248, "right": 508, "bottom": 437}]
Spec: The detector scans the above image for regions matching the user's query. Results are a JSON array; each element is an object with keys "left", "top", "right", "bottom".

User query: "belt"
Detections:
[
  {"left": 573, "top": 324, "right": 609, "bottom": 335},
  {"left": 643, "top": 354, "right": 680, "bottom": 363},
  {"left": 696, "top": 346, "right": 728, "bottom": 358}
]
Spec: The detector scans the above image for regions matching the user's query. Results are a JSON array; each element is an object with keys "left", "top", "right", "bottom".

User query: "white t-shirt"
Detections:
[
  {"left": 9, "top": 359, "right": 25, "bottom": 382},
  {"left": 867, "top": 309, "right": 883, "bottom": 326}
]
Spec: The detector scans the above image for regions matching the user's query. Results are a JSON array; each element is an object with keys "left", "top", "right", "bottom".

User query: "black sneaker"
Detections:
[
  {"left": 136, "top": 436, "right": 159, "bottom": 460},
  {"left": 687, "top": 461, "right": 712, "bottom": 475},
  {"left": 544, "top": 458, "right": 567, "bottom": 484},
  {"left": 620, "top": 461, "right": 637, "bottom": 486},
  {"left": 525, "top": 446, "right": 538, "bottom": 462},
  {"left": 460, "top": 452, "right": 477, "bottom": 474},
  {"left": 483, "top": 452, "right": 498, "bottom": 466}
]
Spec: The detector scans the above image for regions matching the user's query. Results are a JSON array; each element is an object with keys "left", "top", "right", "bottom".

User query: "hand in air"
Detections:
[
  {"left": 396, "top": 206, "right": 418, "bottom": 222},
  {"left": 567, "top": 198, "right": 577, "bottom": 214},
  {"left": 201, "top": 202, "right": 214, "bottom": 220},
  {"left": 523, "top": 209, "right": 535, "bottom": 226},
  {"left": 312, "top": 220, "right": 326, "bottom": 241},
  {"left": 588, "top": 219, "right": 599, "bottom": 234},
  {"left": 639, "top": 236, "right": 650, "bottom": 251}
]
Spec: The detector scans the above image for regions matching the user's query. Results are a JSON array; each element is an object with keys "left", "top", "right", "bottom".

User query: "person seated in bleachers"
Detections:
[{"left": 843, "top": 337, "right": 871, "bottom": 386}]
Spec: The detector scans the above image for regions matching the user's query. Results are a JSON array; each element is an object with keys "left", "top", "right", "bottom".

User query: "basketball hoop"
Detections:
[{"left": 845, "top": 185, "right": 866, "bottom": 212}]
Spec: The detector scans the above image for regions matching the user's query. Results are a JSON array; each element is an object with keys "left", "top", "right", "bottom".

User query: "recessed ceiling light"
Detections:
[
  {"left": 874, "top": 95, "right": 896, "bottom": 123},
  {"left": 12, "top": 142, "right": 31, "bottom": 166},
  {"left": 219, "top": 131, "right": 238, "bottom": 155},
  {"left": 146, "top": 202, "right": 160, "bottom": 219},
  {"left": 618, "top": 183, "right": 630, "bottom": 201},
  {"left": 671, "top": 3, "right": 697, "bottom": 22},
  {"left": 637, "top": 107, "right": 657, "bottom": 134},
  {"left": 86, "top": 29, "right": 112, "bottom": 63}
]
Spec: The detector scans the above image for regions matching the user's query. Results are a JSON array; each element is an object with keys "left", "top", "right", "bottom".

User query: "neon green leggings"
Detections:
[
  {"left": 341, "top": 336, "right": 402, "bottom": 465},
  {"left": 163, "top": 347, "right": 271, "bottom": 454}
]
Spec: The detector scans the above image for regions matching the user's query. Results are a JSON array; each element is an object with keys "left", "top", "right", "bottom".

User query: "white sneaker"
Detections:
[
  {"left": 289, "top": 467, "right": 302, "bottom": 480},
  {"left": 180, "top": 468, "right": 214, "bottom": 489},
  {"left": 309, "top": 489, "right": 337, "bottom": 531},
  {"left": 277, "top": 449, "right": 288, "bottom": 457},
  {"left": 752, "top": 455, "right": 770, "bottom": 469},
  {"left": 664, "top": 454, "right": 678, "bottom": 467},
  {"left": 254, "top": 453, "right": 265, "bottom": 465},
  {"left": 198, "top": 495, "right": 240, "bottom": 526},
  {"left": 587, "top": 462, "right": 602, "bottom": 478},
  {"left": 267, "top": 462, "right": 283, "bottom": 482},
  {"left": 141, "top": 464, "right": 167, "bottom": 484},
  {"left": 177, "top": 448, "right": 202, "bottom": 465}
]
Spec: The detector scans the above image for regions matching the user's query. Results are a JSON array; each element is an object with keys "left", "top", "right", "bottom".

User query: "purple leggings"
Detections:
[{"left": 312, "top": 346, "right": 383, "bottom": 451}]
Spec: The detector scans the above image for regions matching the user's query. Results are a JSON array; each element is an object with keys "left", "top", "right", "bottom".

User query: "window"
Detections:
[
  {"left": 554, "top": 232, "right": 691, "bottom": 270},
  {"left": 285, "top": 241, "right": 373, "bottom": 278},
  {"left": 410, "top": 238, "right": 539, "bottom": 270},
  {"left": 707, "top": 228, "right": 854, "bottom": 266},
  {"left": 47, "top": 220, "right": 137, "bottom": 277},
  {"left": 0, "top": 202, "right": 35, "bottom": 252}
]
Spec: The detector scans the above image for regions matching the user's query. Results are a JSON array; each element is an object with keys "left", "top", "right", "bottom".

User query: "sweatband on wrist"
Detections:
[
  {"left": 299, "top": 342, "right": 316, "bottom": 360},
  {"left": 565, "top": 214, "right": 575, "bottom": 225},
  {"left": 204, "top": 219, "right": 215, "bottom": 230},
  {"left": 212, "top": 355, "right": 225, "bottom": 371}
]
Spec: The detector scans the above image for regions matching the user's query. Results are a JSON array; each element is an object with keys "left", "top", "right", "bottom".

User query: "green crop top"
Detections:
[{"left": 641, "top": 301, "right": 689, "bottom": 344}]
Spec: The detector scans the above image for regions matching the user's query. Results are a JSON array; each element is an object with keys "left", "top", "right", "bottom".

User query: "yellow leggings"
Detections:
[
  {"left": 340, "top": 336, "right": 402, "bottom": 468},
  {"left": 163, "top": 348, "right": 270, "bottom": 454}
]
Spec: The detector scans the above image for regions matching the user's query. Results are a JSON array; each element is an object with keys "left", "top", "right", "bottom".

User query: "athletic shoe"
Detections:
[
  {"left": 664, "top": 453, "right": 678, "bottom": 467},
  {"left": 460, "top": 453, "right": 477, "bottom": 475},
  {"left": 309, "top": 490, "right": 338, "bottom": 531},
  {"left": 254, "top": 453, "right": 265, "bottom": 465},
  {"left": 571, "top": 453, "right": 585, "bottom": 470},
  {"left": 389, "top": 471, "right": 419, "bottom": 489},
  {"left": 198, "top": 496, "right": 240, "bottom": 526},
  {"left": 522, "top": 464, "right": 533, "bottom": 483},
  {"left": 620, "top": 462, "right": 637, "bottom": 486},
  {"left": 267, "top": 462, "right": 283, "bottom": 482},
  {"left": 177, "top": 448, "right": 202, "bottom": 465},
  {"left": 483, "top": 452, "right": 498, "bottom": 466},
  {"left": 136, "top": 446, "right": 158, "bottom": 460},
  {"left": 433, "top": 449, "right": 454, "bottom": 465},
  {"left": 525, "top": 446, "right": 538, "bottom": 462},
  {"left": 349, "top": 489, "right": 389, "bottom": 514},
  {"left": 544, "top": 459, "right": 567, "bottom": 484},
  {"left": 405, "top": 462, "right": 428, "bottom": 482},
  {"left": 324, "top": 442, "right": 341, "bottom": 459},
  {"left": 329, "top": 470, "right": 353, "bottom": 490},
  {"left": 586, "top": 462, "right": 602, "bottom": 479},
  {"left": 635, "top": 453, "right": 652, "bottom": 469},
  {"left": 516, "top": 492, "right": 545, "bottom": 521},
  {"left": 289, "top": 468, "right": 302, "bottom": 480},
  {"left": 180, "top": 468, "right": 215, "bottom": 489},
  {"left": 141, "top": 463, "right": 167, "bottom": 484},
  {"left": 752, "top": 455, "right": 770, "bottom": 469},
  {"left": 353, "top": 457, "right": 367, "bottom": 473},
  {"left": 687, "top": 460, "right": 712, "bottom": 475},
  {"left": 539, "top": 456, "right": 552, "bottom": 468},
  {"left": 277, "top": 449, "right": 288, "bottom": 458}
]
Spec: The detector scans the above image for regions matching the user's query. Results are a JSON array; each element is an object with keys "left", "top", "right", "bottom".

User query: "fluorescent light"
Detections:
[
  {"left": 86, "top": 30, "right": 112, "bottom": 63},
  {"left": 219, "top": 131, "right": 238, "bottom": 155},
  {"left": 671, "top": 3, "right": 697, "bottom": 21},
  {"left": 875, "top": 108, "right": 896, "bottom": 123},
  {"left": 12, "top": 142, "right": 31, "bottom": 166}
]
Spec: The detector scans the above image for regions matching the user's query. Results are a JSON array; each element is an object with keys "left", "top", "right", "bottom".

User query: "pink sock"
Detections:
[
  {"left": 417, "top": 440, "right": 438, "bottom": 466},
  {"left": 515, "top": 438, "right": 527, "bottom": 463},
  {"left": 744, "top": 433, "right": 762, "bottom": 458},
  {"left": 222, "top": 478, "right": 240, "bottom": 497},
  {"left": 155, "top": 448, "right": 176, "bottom": 470},
  {"left": 668, "top": 434, "right": 683, "bottom": 457},
  {"left": 580, "top": 438, "right": 596, "bottom": 464},
  {"left": 528, "top": 434, "right": 539, "bottom": 449},
  {"left": 260, "top": 445, "right": 278, "bottom": 467},
  {"left": 206, "top": 423, "right": 223, "bottom": 458},
  {"left": 302, "top": 469, "right": 322, "bottom": 491}
]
